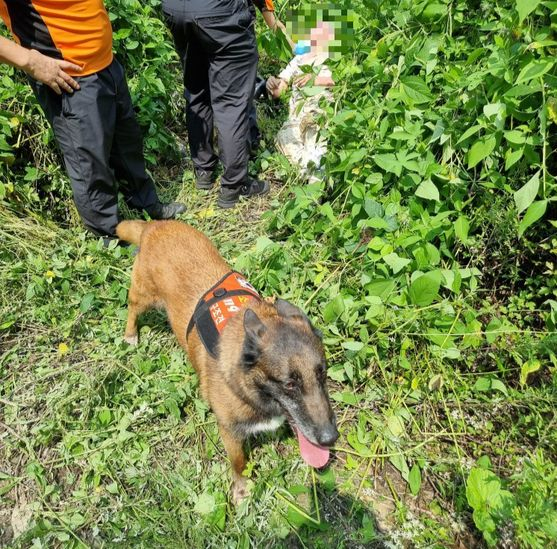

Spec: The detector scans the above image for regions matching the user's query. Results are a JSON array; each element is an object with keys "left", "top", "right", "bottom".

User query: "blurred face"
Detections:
[{"left": 310, "top": 22, "right": 334, "bottom": 51}]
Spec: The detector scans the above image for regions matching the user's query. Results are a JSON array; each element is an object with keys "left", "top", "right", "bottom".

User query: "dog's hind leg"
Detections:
[
  {"left": 124, "top": 266, "right": 157, "bottom": 345},
  {"left": 219, "top": 425, "right": 248, "bottom": 504}
]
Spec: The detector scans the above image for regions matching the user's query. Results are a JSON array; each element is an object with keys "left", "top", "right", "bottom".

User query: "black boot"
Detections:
[
  {"left": 147, "top": 201, "right": 187, "bottom": 219},
  {"left": 217, "top": 178, "right": 270, "bottom": 209},
  {"left": 195, "top": 169, "right": 217, "bottom": 190}
]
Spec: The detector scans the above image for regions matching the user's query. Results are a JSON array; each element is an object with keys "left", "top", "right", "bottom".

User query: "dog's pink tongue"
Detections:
[{"left": 295, "top": 427, "right": 330, "bottom": 468}]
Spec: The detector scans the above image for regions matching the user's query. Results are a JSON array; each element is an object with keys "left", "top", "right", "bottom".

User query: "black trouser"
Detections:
[
  {"left": 162, "top": 0, "right": 258, "bottom": 195},
  {"left": 30, "top": 58, "right": 159, "bottom": 236}
]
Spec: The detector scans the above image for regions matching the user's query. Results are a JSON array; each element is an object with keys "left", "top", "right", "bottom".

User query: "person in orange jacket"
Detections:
[{"left": 0, "top": 0, "right": 185, "bottom": 241}]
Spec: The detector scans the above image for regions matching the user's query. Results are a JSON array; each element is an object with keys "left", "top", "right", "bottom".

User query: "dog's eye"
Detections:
[{"left": 283, "top": 379, "right": 298, "bottom": 391}]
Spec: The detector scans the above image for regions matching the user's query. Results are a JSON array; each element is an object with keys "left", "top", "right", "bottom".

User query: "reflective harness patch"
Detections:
[{"left": 186, "top": 271, "right": 261, "bottom": 358}]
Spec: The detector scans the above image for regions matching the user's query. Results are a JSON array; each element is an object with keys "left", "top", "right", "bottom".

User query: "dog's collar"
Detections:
[{"left": 186, "top": 271, "right": 261, "bottom": 358}]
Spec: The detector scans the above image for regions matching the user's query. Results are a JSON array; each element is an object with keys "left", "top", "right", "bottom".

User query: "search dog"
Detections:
[{"left": 116, "top": 220, "right": 338, "bottom": 503}]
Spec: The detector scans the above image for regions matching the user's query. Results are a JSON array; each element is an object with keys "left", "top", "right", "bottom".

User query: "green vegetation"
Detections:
[{"left": 1, "top": 0, "right": 556, "bottom": 547}]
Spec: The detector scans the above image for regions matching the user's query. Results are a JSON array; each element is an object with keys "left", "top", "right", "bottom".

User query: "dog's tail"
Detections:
[{"left": 116, "top": 220, "right": 148, "bottom": 246}]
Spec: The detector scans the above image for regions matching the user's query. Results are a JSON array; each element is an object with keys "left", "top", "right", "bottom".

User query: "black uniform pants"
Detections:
[
  {"left": 162, "top": 0, "right": 258, "bottom": 194},
  {"left": 30, "top": 58, "right": 159, "bottom": 236}
]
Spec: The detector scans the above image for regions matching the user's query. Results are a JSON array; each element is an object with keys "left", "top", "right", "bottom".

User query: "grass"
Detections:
[
  {"left": 2, "top": 152, "right": 555, "bottom": 547},
  {"left": 0, "top": 178, "right": 387, "bottom": 548}
]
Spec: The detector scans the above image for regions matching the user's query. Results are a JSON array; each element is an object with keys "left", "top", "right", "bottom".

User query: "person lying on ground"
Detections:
[
  {"left": 266, "top": 22, "right": 335, "bottom": 181},
  {"left": 248, "top": 0, "right": 295, "bottom": 155},
  {"left": 0, "top": 1, "right": 185, "bottom": 244}
]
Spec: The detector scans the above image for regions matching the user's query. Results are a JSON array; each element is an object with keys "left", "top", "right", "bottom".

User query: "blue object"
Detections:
[{"left": 294, "top": 40, "right": 311, "bottom": 55}]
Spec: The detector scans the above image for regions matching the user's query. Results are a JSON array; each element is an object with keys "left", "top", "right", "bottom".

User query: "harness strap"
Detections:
[{"left": 186, "top": 271, "right": 261, "bottom": 358}]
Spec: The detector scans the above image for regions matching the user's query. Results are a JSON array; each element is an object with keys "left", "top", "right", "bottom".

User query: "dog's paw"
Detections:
[
  {"left": 124, "top": 334, "right": 139, "bottom": 346},
  {"left": 231, "top": 479, "right": 248, "bottom": 505}
]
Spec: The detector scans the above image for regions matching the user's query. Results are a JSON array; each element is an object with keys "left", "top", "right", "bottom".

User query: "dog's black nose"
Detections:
[{"left": 318, "top": 424, "right": 339, "bottom": 447}]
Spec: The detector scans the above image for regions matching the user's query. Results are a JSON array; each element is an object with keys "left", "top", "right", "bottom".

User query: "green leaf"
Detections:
[
  {"left": 516, "top": 59, "right": 554, "bottom": 85},
  {"left": 399, "top": 76, "right": 433, "bottom": 104},
  {"left": 468, "top": 136, "right": 496, "bottom": 168},
  {"left": 457, "top": 124, "right": 482, "bottom": 145},
  {"left": 80, "top": 293, "right": 95, "bottom": 313},
  {"left": 409, "top": 271, "right": 441, "bottom": 306},
  {"left": 518, "top": 200, "right": 547, "bottom": 237},
  {"left": 194, "top": 492, "right": 216, "bottom": 515},
  {"left": 490, "top": 379, "right": 509, "bottom": 396},
  {"left": 389, "top": 453, "right": 410, "bottom": 481},
  {"left": 514, "top": 172, "right": 540, "bottom": 214},
  {"left": 428, "top": 373, "right": 444, "bottom": 391},
  {"left": 342, "top": 341, "right": 364, "bottom": 352},
  {"left": 409, "top": 463, "right": 422, "bottom": 495},
  {"left": 383, "top": 253, "right": 411, "bottom": 274},
  {"left": 505, "top": 147, "right": 524, "bottom": 171},
  {"left": 454, "top": 216, "right": 470, "bottom": 242},
  {"left": 415, "top": 179, "right": 440, "bottom": 201},
  {"left": 474, "top": 376, "right": 491, "bottom": 392},
  {"left": 373, "top": 153, "right": 402, "bottom": 176},
  {"left": 466, "top": 467, "right": 500, "bottom": 510},
  {"left": 516, "top": 0, "right": 542, "bottom": 23},
  {"left": 387, "top": 415, "right": 405, "bottom": 437},
  {"left": 520, "top": 359, "right": 541, "bottom": 385},
  {"left": 323, "top": 295, "right": 345, "bottom": 323}
]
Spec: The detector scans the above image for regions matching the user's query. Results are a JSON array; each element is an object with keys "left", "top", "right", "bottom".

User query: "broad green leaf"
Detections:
[
  {"left": 516, "top": 59, "right": 554, "bottom": 85},
  {"left": 454, "top": 216, "right": 470, "bottom": 242},
  {"left": 373, "top": 153, "right": 402, "bottom": 176},
  {"left": 365, "top": 279, "right": 396, "bottom": 300},
  {"left": 323, "top": 295, "right": 345, "bottom": 323},
  {"left": 466, "top": 468, "right": 501, "bottom": 510},
  {"left": 474, "top": 376, "right": 491, "bottom": 392},
  {"left": 468, "top": 136, "right": 496, "bottom": 168},
  {"left": 514, "top": 171, "right": 540, "bottom": 214},
  {"left": 342, "top": 341, "right": 364, "bottom": 352},
  {"left": 389, "top": 453, "right": 410, "bottom": 481},
  {"left": 490, "top": 379, "right": 509, "bottom": 396},
  {"left": 387, "top": 415, "right": 405, "bottom": 437},
  {"left": 518, "top": 200, "right": 547, "bottom": 237},
  {"left": 415, "top": 179, "right": 440, "bottom": 201},
  {"left": 399, "top": 76, "right": 433, "bottom": 104},
  {"left": 456, "top": 124, "right": 481, "bottom": 145},
  {"left": 383, "top": 252, "right": 411, "bottom": 274},
  {"left": 409, "top": 463, "right": 422, "bottom": 495},
  {"left": 520, "top": 359, "right": 541, "bottom": 385},
  {"left": 194, "top": 492, "right": 216, "bottom": 515},
  {"left": 80, "top": 293, "right": 95, "bottom": 313},
  {"left": 409, "top": 271, "right": 441, "bottom": 306},
  {"left": 505, "top": 147, "right": 524, "bottom": 171},
  {"left": 516, "top": 0, "right": 542, "bottom": 23},
  {"left": 504, "top": 129, "right": 527, "bottom": 144}
]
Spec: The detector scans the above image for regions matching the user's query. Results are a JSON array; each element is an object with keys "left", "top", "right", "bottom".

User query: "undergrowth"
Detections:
[{"left": 1, "top": 0, "right": 557, "bottom": 548}]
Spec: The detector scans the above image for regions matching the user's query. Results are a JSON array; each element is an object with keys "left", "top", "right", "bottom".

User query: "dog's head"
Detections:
[{"left": 242, "top": 299, "right": 339, "bottom": 467}]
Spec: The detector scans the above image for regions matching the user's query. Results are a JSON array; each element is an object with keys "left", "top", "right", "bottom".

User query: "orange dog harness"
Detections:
[{"left": 186, "top": 271, "right": 261, "bottom": 358}]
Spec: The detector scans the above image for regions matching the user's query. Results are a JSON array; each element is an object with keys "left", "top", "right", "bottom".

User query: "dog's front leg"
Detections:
[{"left": 219, "top": 424, "right": 248, "bottom": 504}]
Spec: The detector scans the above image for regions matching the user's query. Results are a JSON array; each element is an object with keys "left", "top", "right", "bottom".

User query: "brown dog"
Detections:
[{"left": 116, "top": 220, "right": 338, "bottom": 503}]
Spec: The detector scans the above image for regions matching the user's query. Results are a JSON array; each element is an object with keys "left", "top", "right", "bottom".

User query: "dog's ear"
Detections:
[
  {"left": 275, "top": 299, "right": 323, "bottom": 339},
  {"left": 242, "top": 309, "right": 266, "bottom": 367}
]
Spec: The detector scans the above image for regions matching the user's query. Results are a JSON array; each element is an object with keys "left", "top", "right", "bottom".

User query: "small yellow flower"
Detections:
[
  {"left": 58, "top": 342, "right": 69, "bottom": 355},
  {"left": 197, "top": 207, "right": 216, "bottom": 219},
  {"left": 45, "top": 270, "right": 55, "bottom": 280}
]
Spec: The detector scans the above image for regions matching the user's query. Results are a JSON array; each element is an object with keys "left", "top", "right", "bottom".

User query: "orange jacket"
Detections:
[
  {"left": 251, "top": 0, "right": 274, "bottom": 12},
  {"left": 0, "top": 0, "right": 113, "bottom": 76}
]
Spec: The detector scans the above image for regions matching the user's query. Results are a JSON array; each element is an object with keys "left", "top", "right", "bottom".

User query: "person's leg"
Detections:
[
  {"left": 184, "top": 42, "right": 218, "bottom": 175},
  {"left": 163, "top": 1, "right": 218, "bottom": 176},
  {"left": 108, "top": 58, "right": 159, "bottom": 212},
  {"left": 193, "top": 3, "right": 260, "bottom": 201},
  {"left": 30, "top": 70, "right": 120, "bottom": 236}
]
